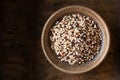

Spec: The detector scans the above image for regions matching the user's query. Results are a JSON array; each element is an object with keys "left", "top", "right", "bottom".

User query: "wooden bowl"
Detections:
[{"left": 41, "top": 6, "right": 110, "bottom": 74}]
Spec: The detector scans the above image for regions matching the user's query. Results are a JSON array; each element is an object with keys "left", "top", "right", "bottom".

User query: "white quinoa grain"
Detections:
[{"left": 50, "top": 13, "right": 102, "bottom": 65}]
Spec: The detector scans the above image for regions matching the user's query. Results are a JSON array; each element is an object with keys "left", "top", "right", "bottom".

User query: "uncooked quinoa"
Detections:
[{"left": 50, "top": 13, "right": 102, "bottom": 65}]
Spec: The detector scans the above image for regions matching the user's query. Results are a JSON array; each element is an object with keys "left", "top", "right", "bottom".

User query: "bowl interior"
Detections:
[{"left": 41, "top": 6, "right": 110, "bottom": 73}]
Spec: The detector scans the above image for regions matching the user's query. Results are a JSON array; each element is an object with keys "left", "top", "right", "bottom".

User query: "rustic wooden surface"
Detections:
[{"left": 0, "top": 0, "right": 120, "bottom": 80}]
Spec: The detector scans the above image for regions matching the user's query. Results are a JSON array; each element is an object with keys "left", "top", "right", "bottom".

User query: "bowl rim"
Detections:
[{"left": 41, "top": 5, "right": 110, "bottom": 74}]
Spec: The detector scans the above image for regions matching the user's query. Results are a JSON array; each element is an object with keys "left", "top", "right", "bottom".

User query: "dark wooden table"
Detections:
[{"left": 0, "top": 0, "right": 120, "bottom": 80}]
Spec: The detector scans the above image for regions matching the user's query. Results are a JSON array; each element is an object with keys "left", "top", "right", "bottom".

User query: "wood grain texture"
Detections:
[{"left": 0, "top": 0, "right": 120, "bottom": 80}]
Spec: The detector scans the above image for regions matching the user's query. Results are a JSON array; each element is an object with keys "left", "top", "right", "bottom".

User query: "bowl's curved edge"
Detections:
[{"left": 41, "top": 5, "right": 111, "bottom": 74}]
